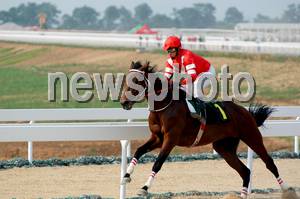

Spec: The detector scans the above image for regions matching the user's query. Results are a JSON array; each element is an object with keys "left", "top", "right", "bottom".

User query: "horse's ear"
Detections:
[
  {"left": 145, "top": 61, "right": 150, "bottom": 67},
  {"left": 142, "top": 61, "right": 151, "bottom": 72},
  {"left": 139, "top": 62, "right": 148, "bottom": 72},
  {"left": 130, "top": 61, "right": 135, "bottom": 69}
]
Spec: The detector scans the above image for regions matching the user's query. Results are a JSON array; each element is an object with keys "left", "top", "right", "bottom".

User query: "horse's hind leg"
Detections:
[
  {"left": 213, "top": 137, "right": 250, "bottom": 198},
  {"left": 241, "top": 128, "right": 289, "bottom": 190},
  {"left": 122, "top": 135, "right": 162, "bottom": 184}
]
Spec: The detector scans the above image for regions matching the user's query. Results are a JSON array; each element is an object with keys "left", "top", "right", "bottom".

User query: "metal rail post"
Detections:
[
  {"left": 28, "top": 121, "right": 34, "bottom": 164},
  {"left": 120, "top": 140, "right": 129, "bottom": 199},
  {"left": 295, "top": 117, "right": 299, "bottom": 154},
  {"left": 127, "top": 119, "right": 132, "bottom": 158}
]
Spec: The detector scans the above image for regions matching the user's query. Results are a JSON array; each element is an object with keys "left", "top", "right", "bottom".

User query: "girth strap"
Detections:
[{"left": 191, "top": 118, "right": 206, "bottom": 147}]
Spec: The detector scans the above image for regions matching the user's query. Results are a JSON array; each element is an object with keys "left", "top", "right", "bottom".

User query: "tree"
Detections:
[
  {"left": 224, "top": 7, "right": 244, "bottom": 25},
  {"left": 194, "top": 3, "right": 216, "bottom": 27},
  {"left": 282, "top": 3, "right": 300, "bottom": 23},
  {"left": 14, "top": 3, "right": 38, "bottom": 26},
  {"left": 60, "top": 6, "right": 99, "bottom": 30},
  {"left": 72, "top": 6, "right": 99, "bottom": 29},
  {"left": 102, "top": 6, "right": 120, "bottom": 30},
  {"left": 0, "top": 2, "right": 60, "bottom": 28},
  {"left": 37, "top": 2, "right": 61, "bottom": 27},
  {"left": 174, "top": 3, "right": 216, "bottom": 28},
  {"left": 134, "top": 3, "right": 153, "bottom": 23},
  {"left": 174, "top": 7, "right": 201, "bottom": 28},
  {"left": 0, "top": 11, "right": 10, "bottom": 24},
  {"left": 60, "top": 14, "right": 78, "bottom": 29},
  {"left": 254, "top": 14, "right": 273, "bottom": 23},
  {"left": 117, "top": 6, "right": 135, "bottom": 31},
  {"left": 149, "top": 14, "right": 174, "bottom": 28}
]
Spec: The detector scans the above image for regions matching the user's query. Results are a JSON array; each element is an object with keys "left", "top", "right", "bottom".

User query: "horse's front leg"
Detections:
[
  {"left": 122, "top": 135, "right": 161, "bottom": 184},
  {"left": 137, "top": 139, "right": 175, "bottom": 196}
]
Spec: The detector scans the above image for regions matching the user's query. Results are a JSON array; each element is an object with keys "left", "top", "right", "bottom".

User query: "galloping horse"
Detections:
[{"left": 120, "top": 61, "right": 290, "bottom": 198}]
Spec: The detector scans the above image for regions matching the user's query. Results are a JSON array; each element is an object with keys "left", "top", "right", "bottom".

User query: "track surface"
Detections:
[{"left": 0, "top": 159, "right": 299, "bottom": 198}]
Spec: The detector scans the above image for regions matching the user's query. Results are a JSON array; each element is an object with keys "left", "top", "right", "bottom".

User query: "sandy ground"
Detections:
[{"left": 0, "top": 159, "right": 299, "bottom": 199}]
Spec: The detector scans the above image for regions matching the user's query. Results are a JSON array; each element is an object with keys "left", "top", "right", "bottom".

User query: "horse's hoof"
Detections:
[
  {"left": 121, "top": 173, "right": 131, "bottom": 184},
  {"left": 282, "top": 187, "right": 298, "bottom": 199},
  {"left": 121, "top": 176, "right": 131, "bottom": 184},
  {"left": 240, "top": 194, "right": 247, "bottom": 199},
  {"left": 137, "top": 187, "right": 148, "bottom": 196}
]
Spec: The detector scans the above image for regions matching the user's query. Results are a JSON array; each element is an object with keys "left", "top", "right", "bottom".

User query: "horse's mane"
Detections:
[
  {"left": 130, "top": 60, "right": 187, "bottom": 100},
  {"left": 131, "top": 61, "right": 157, "bottom": 73}
]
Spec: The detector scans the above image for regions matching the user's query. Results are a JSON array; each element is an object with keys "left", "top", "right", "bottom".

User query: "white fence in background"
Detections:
[
  {"left": 1, "top": 30, "right": 300, "bottom": 56},
  {"left": 0, "top": 107, "right": 299, "bottom": 198}
]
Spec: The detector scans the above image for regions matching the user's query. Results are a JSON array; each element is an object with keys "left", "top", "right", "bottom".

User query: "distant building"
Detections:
[
  {"left": 0, "top": 22, "right": 24, "bottom": 30},
  {"left": 153, "top": 28, "right": 239, "bottom": 42},
  {"left": 235, "top": 23, "right": 300, "bottom": 42}
]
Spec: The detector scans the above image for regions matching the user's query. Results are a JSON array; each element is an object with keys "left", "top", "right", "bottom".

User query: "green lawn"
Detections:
[
  {"left": 0, "top": 66, "right": 297, "bottom": 108},
  {"left": 0, "top": 43, "right": 298, "bottom": 108},
  {"left": 0, "top": 66, "right": 149, "bottom": 108},
  {"left": 0, "top": 47, "right": 48, "bottom": 66}
]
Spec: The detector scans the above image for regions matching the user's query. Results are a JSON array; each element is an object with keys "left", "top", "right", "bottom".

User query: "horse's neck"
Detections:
[{"left": 147, "top": 80, "right": 173, "bottom": 111}]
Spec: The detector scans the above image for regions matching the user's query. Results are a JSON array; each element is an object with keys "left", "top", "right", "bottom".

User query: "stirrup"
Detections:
[
  {"left": 186, "top": 98, "right": 206, "bottom": 120},
  {"left": 191, "top": 112, "right": 202, "bottom": 120}
]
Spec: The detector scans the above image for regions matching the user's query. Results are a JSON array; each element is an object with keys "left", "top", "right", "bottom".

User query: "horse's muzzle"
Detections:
[{"left": 120, "top": 100, "right": 133, "bottom": 110}]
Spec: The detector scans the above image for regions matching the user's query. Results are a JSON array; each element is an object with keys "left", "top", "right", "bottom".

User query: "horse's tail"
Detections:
[{"left": 248, "top": 103, "right": 275, "bottom": 127}]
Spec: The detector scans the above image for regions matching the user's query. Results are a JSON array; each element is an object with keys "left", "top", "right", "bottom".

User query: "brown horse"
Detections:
[{"left": 120, "top": 61, "right": 290, "bottom": 198}]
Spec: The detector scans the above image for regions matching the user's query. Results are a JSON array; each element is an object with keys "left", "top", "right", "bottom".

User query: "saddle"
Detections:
[{"left": 186, "top": 98, "right": 229, "bottom": 124}]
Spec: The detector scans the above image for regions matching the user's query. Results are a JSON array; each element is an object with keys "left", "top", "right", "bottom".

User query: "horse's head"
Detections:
[{"left": 120, "top": 61, "right": 155, "bottom": 110}]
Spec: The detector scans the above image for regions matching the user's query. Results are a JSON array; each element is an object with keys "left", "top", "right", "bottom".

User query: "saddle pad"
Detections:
[{"left": 186, "top": 99, "right": 229, "bottom": 124}]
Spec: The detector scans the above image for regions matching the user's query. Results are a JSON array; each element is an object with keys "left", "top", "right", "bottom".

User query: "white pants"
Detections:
[{"left": 182, "top": 65, "right": 216, "bottom": 99}]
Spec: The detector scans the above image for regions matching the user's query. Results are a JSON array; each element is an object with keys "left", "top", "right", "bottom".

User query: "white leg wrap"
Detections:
[
  {"left": 277, "top": 177, "right": 289, "bottom": 190},
  {"left": 145, "top": 171, "right": 156, "bottom": 188},
  {"left": 126, "top": 158, "right": 137, "bottom": 174},
  {"left": 240, "top": 187, "right": 248, "bottom": 198}
]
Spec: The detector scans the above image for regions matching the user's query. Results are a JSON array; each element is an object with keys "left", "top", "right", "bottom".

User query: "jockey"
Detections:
[{"left": 163, "top": 35, "right": 216, "bottom": 119}]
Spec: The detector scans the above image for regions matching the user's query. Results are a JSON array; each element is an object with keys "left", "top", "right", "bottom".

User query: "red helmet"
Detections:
[{"left": 163, "top": 36, "right": 181, "bottom": 51}]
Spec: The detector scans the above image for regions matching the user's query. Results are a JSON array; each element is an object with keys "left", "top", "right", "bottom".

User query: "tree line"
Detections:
[{"left": 0, "top": 2, "right": 300, "bottom": 30}]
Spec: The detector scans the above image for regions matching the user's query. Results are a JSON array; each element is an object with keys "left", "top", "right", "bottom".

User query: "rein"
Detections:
[{"left": 128, "top": 69, "right": 173, "bottom": 112}]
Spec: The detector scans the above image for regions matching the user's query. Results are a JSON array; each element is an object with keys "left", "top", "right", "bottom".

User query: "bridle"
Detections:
[
  {"left": 128, "top": 69, "right": 149, "bottom": 101},
  {"left": 128, "top": 69, "right": 173, "bottom": 112}
]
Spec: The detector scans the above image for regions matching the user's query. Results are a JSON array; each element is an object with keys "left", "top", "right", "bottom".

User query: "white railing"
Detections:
[
  {"left": 0, "top": 107, "right": 299, "bottom": 198},
  {"left": 1, "top": 30, "right": 300, "bottom": 56},
  {"left": 0, "top": 108, "right": 149, "bottom": 199}
]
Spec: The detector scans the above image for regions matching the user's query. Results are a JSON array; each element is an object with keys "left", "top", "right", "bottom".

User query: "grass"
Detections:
[
  {"left": 0, "top": 66, "right": 295, "bottom": 108},
  {"left": 0, "top": 40, "right": 136, "bottom": 52},
  {"left": 151, "top": 48, "right": 300, "bottom": 63},
  {"left": 42, "top": 63, "right": 126, "bottom": 74},
  {"left": 0, "top": 41, "right": 299, "bottom": 108},
  {"left": 3, "top": 40, "right": 300, "bottom": 63},
  {"left": 256, "top": 86, "right": 300, "bottom": 100},
  {"left": 0, "top": 48, "right": 48, "bottom": 66},
  {"left": 0, "top": 66, "right": 147, "bottom": 108},
  {"left": 195, "top": 50, "right": 300, "bottom": 63},
  {"left": 0, "top": 67, "right": 46, "bottom": 95}
]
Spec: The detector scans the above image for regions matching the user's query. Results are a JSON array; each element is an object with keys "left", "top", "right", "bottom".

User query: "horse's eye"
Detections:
[
  {"left": 133, "top": 77, "right": 139, "bottom": 84},
  {"left": 130, "top": 89, "right": 139, "bottom": 96}
]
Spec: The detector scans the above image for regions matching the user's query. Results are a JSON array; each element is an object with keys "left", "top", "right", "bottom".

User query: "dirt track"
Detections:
[{"left": 0, "top": 159, "right": 299, "bottom": 199}]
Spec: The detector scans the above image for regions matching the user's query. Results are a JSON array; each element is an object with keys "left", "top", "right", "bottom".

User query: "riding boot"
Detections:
[{"left": 188, "top": 97, "right": 206, "bottom": 120}]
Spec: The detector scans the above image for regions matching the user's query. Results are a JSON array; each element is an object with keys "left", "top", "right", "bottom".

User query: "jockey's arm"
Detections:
[
  {"left": 180, "top": 72, "right": 197, "bottom": 85},
  {"left": 164, "top": 61, "right": 174, "bottom": 81},
  {"left": 181, "top": 56, "right": 198, "bottom": 85}
]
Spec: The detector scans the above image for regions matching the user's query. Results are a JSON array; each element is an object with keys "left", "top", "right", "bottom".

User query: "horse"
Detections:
[{"left": 120, "top": 61, "right": 290, "bottom": 198}]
